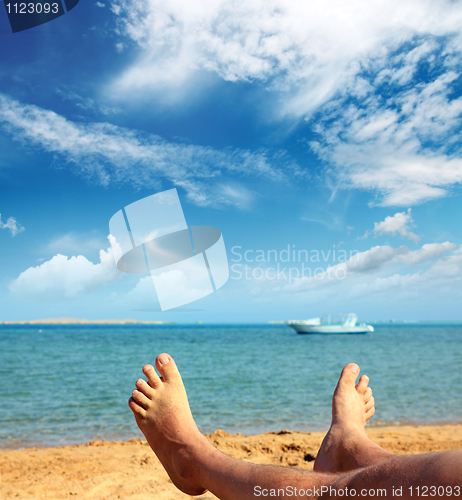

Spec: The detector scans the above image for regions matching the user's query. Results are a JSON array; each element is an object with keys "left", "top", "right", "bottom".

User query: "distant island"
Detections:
[{"left": 0, "top": 318, "right": 174, "bottom": 325}]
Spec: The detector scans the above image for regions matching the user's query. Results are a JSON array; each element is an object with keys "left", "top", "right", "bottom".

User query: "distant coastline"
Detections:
[{"left": 0, "top": 318, "right": 174, "bottom": 325}]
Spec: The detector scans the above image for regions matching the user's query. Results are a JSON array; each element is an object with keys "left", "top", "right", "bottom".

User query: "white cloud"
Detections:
[
  {"left": 9, "top": 246, "right": 121, "bottom": 299},
  {"left": 0, "top": 214, "right": 24, "bottom": 237},
  {"left": 112, "top": 276, "right": 159, "bottom": 309},
  {"left": 3, "top": 2, "right": 461, "bottom": 211},
  {"left": 217, "top": 183, "right": 254, "bottom": 209},
  {"left": 0, "top": 93, "right": 298, "bottom": 208},
  {"left": 96, "top": 2, "right": 105, "bottom": 7},
  {"left": 363, "top": 208, "right": 420, "bottom": 243},
  {"left": 310, "top": 66, "right": 462, "bottom": 206},
  {"left": 110, "top": 0, "right": 462, "bottom": 99},
  {"left": 349, "top": 245, "right": 462, "bottom": 297},
  {"left": 56, "top": 89, "right": 120, "bottom": 116},
  {"left": 108, "top": 0, "right": 462, "bottom": 206},
  {"left": 301, "top": 213, "right": 344, "bottom": 231},
  {"left": 42, "top": 232, "right": 107, "bottom": 256},
  {"left": 281, "top": 241, "right": 456, "bottom": 293},
  {"left": 224, "top": 241, "right": 460, "bottom": 315},
  {"left": 399, "top": 242, "right": 456, "bottom": 266}
]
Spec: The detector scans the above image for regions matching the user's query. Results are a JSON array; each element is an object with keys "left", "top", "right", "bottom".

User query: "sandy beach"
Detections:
[{"left": 1, "top": 424, "right": 461, "bottom": 500}]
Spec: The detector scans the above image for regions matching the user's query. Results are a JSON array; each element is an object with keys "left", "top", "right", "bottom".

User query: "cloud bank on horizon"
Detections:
[
  {"left": 8, "top": 210, "right": 458, "bottom": 314},
  {"left": 8, "top": 246, "right": 120, "bottom": 299}
]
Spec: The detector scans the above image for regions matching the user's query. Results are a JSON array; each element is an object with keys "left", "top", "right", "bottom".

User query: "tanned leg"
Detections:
[
  {"left": 128, "top": 353, "right": 339, "bottom": 498},
  {"left": 129, "top": 354, "right": 462, "bottom": 500}
]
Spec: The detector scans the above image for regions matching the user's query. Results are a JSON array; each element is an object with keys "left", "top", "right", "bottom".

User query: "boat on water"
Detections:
[{"left": 288, "top": 314, "right": 374, "bottom": 334}]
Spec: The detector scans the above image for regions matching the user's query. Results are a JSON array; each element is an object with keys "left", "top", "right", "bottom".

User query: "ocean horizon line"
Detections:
[{"left": 1, "top": 319, "right": 462, "bottom": 326}]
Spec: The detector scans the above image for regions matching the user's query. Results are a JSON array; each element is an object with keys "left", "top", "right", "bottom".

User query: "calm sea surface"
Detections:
[{"left": 0, "top": 324, "right": 461, "bottom": 449}]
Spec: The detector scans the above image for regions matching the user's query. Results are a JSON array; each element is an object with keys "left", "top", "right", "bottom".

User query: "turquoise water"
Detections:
[{"left": 0, "top": 324, "right": 461, "bottom": 449}]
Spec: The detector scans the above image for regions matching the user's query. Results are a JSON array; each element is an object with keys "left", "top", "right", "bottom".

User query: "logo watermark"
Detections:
[
  {"left": 108, "top": 189, "right": 229, "bottom": 311},
  {"left": 2, "top": 0, "right": 79, "bottom": 33},
  {"left": 254, "top": 484, "right": 460, "bottom": 497}
]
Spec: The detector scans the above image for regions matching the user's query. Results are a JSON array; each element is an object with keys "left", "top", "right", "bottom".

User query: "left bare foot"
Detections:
[
  {"left": 128, "top": 353, "right": 218, "bottom": 496},
  {"left": 314, "top": 363, "right": 393, "bottom": 473}
]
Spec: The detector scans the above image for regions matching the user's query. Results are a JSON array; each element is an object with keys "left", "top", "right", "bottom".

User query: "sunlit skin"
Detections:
[{"left": 129, "top": 354, "right": 462, "bottom": 499}]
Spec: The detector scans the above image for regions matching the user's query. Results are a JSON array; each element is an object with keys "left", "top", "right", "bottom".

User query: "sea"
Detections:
[{"left": 0, "top": 324, "right": 461, "bottom": 449}]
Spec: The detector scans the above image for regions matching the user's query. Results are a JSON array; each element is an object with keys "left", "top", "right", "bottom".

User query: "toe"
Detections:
[
  {"left": 143, "top": 364, "right": 162, "bottom": 388},
  {"left": 365, "top": 397, "right": 375, "bottom": 412},
  {"left": 136, "top": 378, "right": 155, "bottom": 397},
  {"left": 336, "top": 363, "right": 360, "bottom": 390},
  {"left": 356, "top": 375, "right": 369, "bottom": 394},
  {"left": 365, "top": 406, "right": 375, "bottom": 421},
  {"left": 128, "top": 397, "right": 147, "bottom": 418},
  {"left": 155, "top": 353, "right": 181, "bottom": 383},
  {"left": 132, "top": 389, "right": 151, "bottom": 409},
  {"left": 364, "top": 387, "right": 373, "bottom": 402}
]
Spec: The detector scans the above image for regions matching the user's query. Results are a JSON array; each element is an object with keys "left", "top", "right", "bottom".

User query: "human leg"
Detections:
[
  {"left": 129, "top": 354, "right": 461, "bottom": 499},
  {"left": 128, "top": 353, "right": 339, "bottom": 498}
]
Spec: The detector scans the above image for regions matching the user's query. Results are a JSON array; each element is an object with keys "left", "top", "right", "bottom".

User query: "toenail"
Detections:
[
  {"left": 350, "top": 364, "right": 360, "bottom": 374},
  {"left": 158, "top": 354, "right": 169, "bottom": 365}
]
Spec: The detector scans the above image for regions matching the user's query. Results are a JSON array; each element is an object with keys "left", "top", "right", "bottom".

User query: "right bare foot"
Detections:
[
  {"left": 128, "top": 353, "right": 218, "bottom": 496},
  {"left": 314, "top": 363, "right": 393, "bottom": 473}
]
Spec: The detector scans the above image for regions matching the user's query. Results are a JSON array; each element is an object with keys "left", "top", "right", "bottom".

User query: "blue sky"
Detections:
[{"left": 1, "top": 0, "right": 462, "bottom": 322}]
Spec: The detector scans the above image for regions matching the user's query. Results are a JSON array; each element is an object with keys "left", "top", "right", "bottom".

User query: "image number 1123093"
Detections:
[{"left": 2, "top": 0, "right": 79, "bottom": 33}]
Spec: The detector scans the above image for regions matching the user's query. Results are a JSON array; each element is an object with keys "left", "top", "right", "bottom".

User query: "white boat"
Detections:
[{"left": 288, "top": 314, "right": 374, "bottom": 334}]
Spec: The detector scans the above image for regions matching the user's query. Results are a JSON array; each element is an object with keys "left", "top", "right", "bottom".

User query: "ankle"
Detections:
[{"left": 175, "top": 435, "right": 219, "bottom": 487}]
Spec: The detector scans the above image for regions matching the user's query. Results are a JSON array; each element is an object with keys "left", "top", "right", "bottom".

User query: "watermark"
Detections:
[
  {"left": 230, "top": 245, "right": 359, "bottom": 284},
  {"left": 231, "top": 245, "right": 358, "bottom": 264},
  {"left": 108, "top": 189, "right": 229, "bottom": 311},
  {"left": 253, "top": 485, "right": 460, "bottom": 497},
  {"left": 2, "top": 0, "right": 79, "bottom": 33}
]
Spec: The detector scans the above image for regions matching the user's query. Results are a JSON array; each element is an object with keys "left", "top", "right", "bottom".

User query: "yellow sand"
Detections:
[{"left": 1, "top": 425, "right": 461, "bottom": 500}]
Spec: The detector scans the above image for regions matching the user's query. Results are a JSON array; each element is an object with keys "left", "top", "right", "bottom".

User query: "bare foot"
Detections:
[
  {"left": 314, "top": 363, "right": 393, "bottom": 473},
  {"left": 128, "top": 353, "right": 217, "bottom": 496}
]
